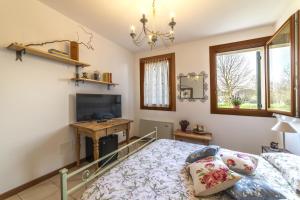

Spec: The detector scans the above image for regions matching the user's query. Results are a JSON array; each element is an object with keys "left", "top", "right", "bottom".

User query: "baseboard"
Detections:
[
  {"left": 118, "top": 136, "right": 140, "bottom": 145},
  {"left": 0, "top": 136, "right": 138, "bottom": 200},
  {"left": 130, "top": 136, "right": 140, "bottom": 140}
]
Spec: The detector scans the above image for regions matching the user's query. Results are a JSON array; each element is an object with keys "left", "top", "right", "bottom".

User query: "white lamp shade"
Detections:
[{"left": 271, "top": 121, "right": 297, "bottom": 133}]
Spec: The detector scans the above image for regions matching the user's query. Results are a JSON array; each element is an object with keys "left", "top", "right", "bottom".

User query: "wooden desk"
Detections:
[
  {"left": 70, "top": 119, "right": 133, "bottom": 166},
  {"left": 174, "top": 129, "right": 212, "bottom": 145}
]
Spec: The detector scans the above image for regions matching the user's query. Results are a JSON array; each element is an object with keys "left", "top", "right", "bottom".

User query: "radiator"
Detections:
[{"left": 139, "top": 119, "right": 174, "bottom": 139}]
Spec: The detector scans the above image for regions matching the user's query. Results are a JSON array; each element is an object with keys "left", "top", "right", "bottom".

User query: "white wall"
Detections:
[
  {"left": 275, "top": 0, "right": 300, "bottom": 29},
  {"left": 134, "top": 26, "right": 283, "bottom": 155},
  {"left": 0, "top": 0, "right": 134, "bottom": 193}
]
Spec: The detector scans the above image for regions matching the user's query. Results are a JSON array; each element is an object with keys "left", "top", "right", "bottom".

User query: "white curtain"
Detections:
[{"left": 144, "top": 59, "right": 170, "bottom": 107}]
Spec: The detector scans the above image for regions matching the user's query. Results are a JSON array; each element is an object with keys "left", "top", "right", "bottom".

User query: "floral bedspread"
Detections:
[{"left": 81, "top": 139, "right": 299, "bottom": 200}]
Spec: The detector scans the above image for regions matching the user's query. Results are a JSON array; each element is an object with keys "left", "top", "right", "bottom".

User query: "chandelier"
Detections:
[{"left": 129, "top": 0, "right": 176, "bottom": 49}]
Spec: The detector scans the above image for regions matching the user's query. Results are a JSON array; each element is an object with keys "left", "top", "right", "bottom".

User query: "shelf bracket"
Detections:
[
  {"left": 75, "top": 65, "right": 80, "bottom": 77},
  {"left": 74, "top": 79, "right": 84, "bottom": 87},
  {"left": 75, "top": 80, "right": 79, "bottom": 86},
  {"left": 16, "top": 48, "right": 26, "bottom": 61},
  {"left": 107, "top": 84, "right": 116, "bottom": 90}
]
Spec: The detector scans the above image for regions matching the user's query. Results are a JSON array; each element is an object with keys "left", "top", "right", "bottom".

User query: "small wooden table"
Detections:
[
  {"left": 70, "top": 119, "right": 133, "bottom": 166},
  {"left": 174, "top": 129, "right": 212, "bottom": 145}
]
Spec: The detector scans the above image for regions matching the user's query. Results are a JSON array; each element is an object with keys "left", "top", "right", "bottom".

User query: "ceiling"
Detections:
[{"left": 38, "top": 0, "right": 292, "bottom": 52}]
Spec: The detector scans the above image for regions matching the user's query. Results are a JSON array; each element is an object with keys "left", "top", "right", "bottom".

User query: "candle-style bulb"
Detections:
[
  {"left": 130, "top": 25, "right": 135, "bottom": 33},
  {"left": 130, "top": 25, "right": 136, "bottom": 39},
  {"left": 170, "top": 12, "right": 175, "bottom": 20}
]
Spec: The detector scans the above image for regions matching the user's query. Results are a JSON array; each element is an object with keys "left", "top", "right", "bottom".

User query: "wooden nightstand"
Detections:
[
  {"left": 174, "top": 129, "right": 212, "bottom": 145},
  {"left": 261, "top": 146, "right": 290, "bottom": 153}
]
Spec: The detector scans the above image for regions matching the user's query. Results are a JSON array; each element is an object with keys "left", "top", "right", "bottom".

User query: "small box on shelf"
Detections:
[
  {"left": 70, "top": 41, "right": 79, "bottom": 61},
  {"left": 102, "top": 73, "right": 112, "bottom": 83}
]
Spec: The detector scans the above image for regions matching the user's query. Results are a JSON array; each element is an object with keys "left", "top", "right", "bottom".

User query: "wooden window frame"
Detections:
[
  {"left": 140, "top": 53, "right": 176, "bottom": 111},
  {"left": 210, "top": 37, "right": 272, "bottom": 117},
  {"left": 298, "top": 11, "right": 300, "bottom": 118},
  {"left": 266, "top": 15, "right": 296, "bottom": 117}
]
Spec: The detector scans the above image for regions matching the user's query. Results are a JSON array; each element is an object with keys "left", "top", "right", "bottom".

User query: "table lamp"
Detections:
[{"left": 271, "top": 121, "right": 297, "bottom": 150}]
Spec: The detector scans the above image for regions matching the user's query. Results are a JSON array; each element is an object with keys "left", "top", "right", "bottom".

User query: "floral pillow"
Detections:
[
  {"left": 219, "top": 150, "right": 258, "bottom": 175},
  {"left": 261, "top": 152, "right": 300, "bottom": 192},
  {"left": 226, "top": 176, "right": 286, "bottom": 199},
  {"left": 185, "top": 145, "right": 220, "bottom": 163},
  {"left": 188, "top": 156, "right": 242, "bottom": 196}
]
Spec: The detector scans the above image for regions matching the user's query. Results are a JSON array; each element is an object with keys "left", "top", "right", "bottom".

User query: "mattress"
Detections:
[{"left": 81, "top": 139, "right": 300, "bottom": 200}]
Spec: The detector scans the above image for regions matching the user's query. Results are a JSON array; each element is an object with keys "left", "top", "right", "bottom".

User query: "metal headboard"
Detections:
[{"left": 59, "top": 127, "right": 158, "bottom": 200}]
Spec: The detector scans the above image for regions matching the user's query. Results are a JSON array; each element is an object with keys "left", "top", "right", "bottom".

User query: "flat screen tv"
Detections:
[{"left": 76, "top": 94, "right": 121, "bottom": 122}]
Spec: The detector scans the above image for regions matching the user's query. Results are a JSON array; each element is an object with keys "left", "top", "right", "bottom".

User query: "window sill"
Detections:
[
  {"left": 267, "top": 109, "right": 295, "bottom": 117},
  {"left": 211, "top": 108, "right": 273, "bottom": 117}
]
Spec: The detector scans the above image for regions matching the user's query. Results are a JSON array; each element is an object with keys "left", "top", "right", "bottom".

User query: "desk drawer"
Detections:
[{"left": 107, "top": 124, "right": 127, "bottom": 134}]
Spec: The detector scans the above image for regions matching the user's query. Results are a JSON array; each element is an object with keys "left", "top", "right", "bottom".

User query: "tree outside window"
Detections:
[{"left": 216, "top": 48, "right": 264, "bottom": 110}]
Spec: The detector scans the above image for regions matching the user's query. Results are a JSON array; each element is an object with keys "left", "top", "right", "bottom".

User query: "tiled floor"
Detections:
[
  {"left": 4, "top": 139, "right": 145, "bottom": 200},
  {"left": 5, "top": 164, "right": 90, "bottom": 200}
]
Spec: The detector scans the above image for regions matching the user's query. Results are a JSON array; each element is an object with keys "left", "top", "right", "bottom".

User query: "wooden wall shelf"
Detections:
[
  {"left": 7, "top": 43, "right": 90, "bottom": 67},
  {"left": 7, "top": 43, "right": 118, "bottom": 90},
  {"left": 71, "top": 78, "right": 118, "bottom": 89}
]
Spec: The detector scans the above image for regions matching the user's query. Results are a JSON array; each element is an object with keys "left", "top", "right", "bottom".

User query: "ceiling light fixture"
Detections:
[{"left": 129, "top": 0, "right": 176, "bottom": 49}]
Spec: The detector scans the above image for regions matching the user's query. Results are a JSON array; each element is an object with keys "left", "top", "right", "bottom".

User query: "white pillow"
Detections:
[
  {"left": 188, "top": 156, "right": 242, "bottom": 196},
  {"left": 219, "top": 150, "right": 258, "bottom": 175},
  {"left": 261, "top": 152, "right": 300, "bottom": 192}
]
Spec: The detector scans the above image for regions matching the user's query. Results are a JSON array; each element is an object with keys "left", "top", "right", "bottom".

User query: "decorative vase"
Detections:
[
  {"left": 181, "top": 125, "right": 188, "bottom": 132},
  {"left": 234, "top": 105, "right": 240, "bottom": 109},
  {"left": 93, "top": 71, "right": 100, "bottom": 80},
  {"left": 82, "top": 72, "right": 88, "bottom": 79},
  {"left": 179, "top": 120, "right": 190, "bottom": 132}
]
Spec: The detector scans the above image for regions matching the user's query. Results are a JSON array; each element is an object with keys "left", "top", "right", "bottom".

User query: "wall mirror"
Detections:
[{"left": 177, "top": 72, "right": 208, "bottom": 102}]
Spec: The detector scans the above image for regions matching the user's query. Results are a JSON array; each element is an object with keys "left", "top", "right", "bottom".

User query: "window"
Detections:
[
  {"left": 210, "top": 37, "right": 272, "bottom": 117},
  {"left": 140, "top": 53, "right": 176, "bottom": 111},
  {"left": 210, "top": 12, "right": 298, "bottom": 117},
  {"left": 266, "top": 16, "right": 296, "bottom": 116},
  {"left": 217, "top": 47, "right": 265, "bottom": 109}
]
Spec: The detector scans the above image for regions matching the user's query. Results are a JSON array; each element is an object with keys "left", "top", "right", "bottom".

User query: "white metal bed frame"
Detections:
[{"left": 59, "top": 128, "right": 158, "bottom": 200}]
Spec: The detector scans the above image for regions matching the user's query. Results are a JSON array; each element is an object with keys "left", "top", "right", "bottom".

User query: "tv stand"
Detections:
[{"left": 70, "top": 118, "right": 133, "bottom": 167}]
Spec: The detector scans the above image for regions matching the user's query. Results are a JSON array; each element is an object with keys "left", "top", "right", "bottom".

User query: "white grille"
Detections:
[{"left": 139, "top": 119, "right": 174, "bottom": 139}]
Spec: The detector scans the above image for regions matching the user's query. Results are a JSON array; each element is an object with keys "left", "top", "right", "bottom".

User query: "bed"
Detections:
[{"left": 60, "top": 131, "right": 300, "bottom": 200}]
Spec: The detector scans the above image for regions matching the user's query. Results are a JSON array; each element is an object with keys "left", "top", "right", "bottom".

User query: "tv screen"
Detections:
[{"left": 76, "top": 94, "right": 121, "bottom": 122}]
